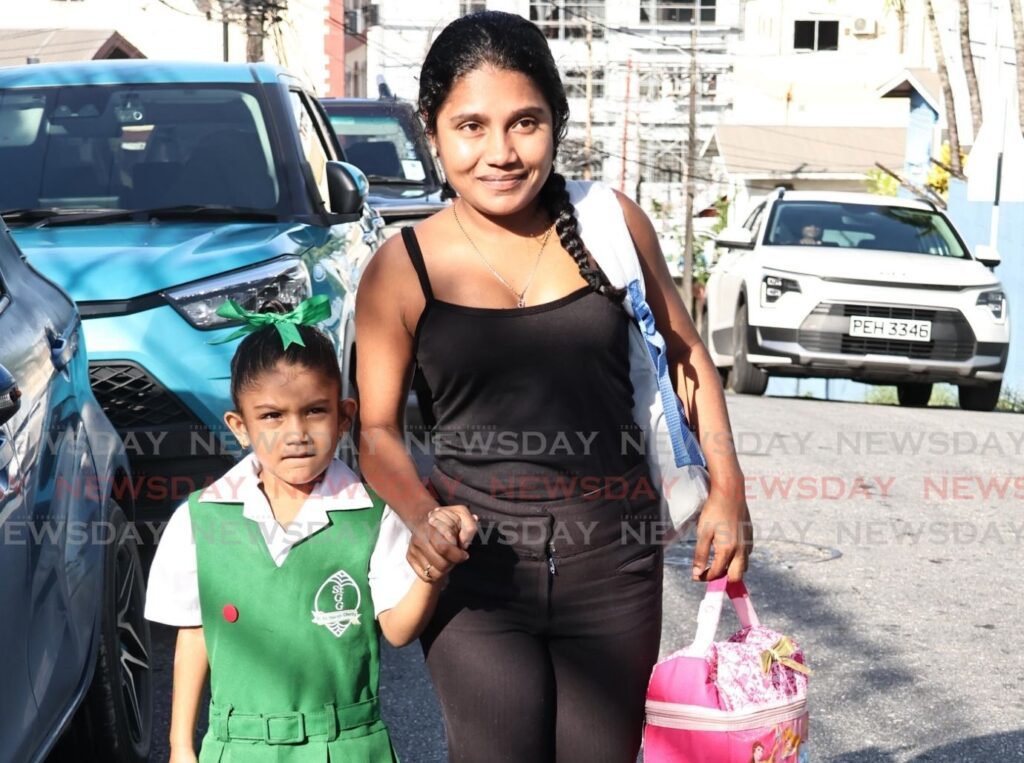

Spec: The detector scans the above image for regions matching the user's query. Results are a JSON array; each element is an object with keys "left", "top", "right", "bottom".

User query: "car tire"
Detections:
[
  {"left": 731, "top": 304, "right": 768, "bottom": 396},
  {"left": 897, "top": 383, "right": 932, "bottom": 407},
  {"left": 65, "top": 503, "right": 152, "bottom": 763},
  {"left": 958, "top": 381, "right": 1001, "bottom": 412}
]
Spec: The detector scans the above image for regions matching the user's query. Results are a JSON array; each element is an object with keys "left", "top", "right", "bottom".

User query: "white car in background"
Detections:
[{"left": 703, "top": 190, "right": 1009, "bottom": 411}]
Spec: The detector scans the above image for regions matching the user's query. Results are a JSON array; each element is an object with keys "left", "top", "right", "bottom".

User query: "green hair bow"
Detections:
[{"left": 209, "top": 295, "right": 331, "bottom": 349}]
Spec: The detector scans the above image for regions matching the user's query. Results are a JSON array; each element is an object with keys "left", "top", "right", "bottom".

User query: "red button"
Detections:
[{"left": 223, "top": 604, "right": 239, "bottom": 623}]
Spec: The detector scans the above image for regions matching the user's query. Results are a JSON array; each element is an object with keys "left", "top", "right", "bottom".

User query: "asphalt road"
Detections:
[{"left": 146, "top": 393, "right": 1024, "bottom": 762}]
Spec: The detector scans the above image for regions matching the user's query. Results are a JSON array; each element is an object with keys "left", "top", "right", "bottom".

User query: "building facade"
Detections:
[
  {"left": 364, "top": 0, "right": 742, "bottom": 258},
  {"left": 727, "top": 0, "right": 932, "bottom": 127},
  {"left": 1, "top": 0, "right": 365, "bottom": 96}
]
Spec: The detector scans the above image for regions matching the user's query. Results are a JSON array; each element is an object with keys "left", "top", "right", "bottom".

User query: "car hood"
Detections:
[
  {"left": 758, "top": 246, "right": 1000, "bottom": 289},
  {"left": 369, "top": 185, "right": 445, "bottom": 204},
  {"left": 368, "top": 188, "right": 448, "bottom": 222},
  {"left": 11, "top": 222, "right": 322, "bottom": 302}
]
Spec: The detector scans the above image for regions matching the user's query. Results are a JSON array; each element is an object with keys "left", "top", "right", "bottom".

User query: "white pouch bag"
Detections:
[{"left": 568, "top": 179, "right": 709, "bottom": 543}]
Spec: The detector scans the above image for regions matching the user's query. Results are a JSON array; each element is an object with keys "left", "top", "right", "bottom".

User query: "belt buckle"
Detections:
[{"left": 263, "top": 711, "right": 306, "bottom": 744}]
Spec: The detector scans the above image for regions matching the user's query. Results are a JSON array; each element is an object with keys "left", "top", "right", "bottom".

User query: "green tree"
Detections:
[
  {"left": 865, "top": 168, "right": 900, "bottom": 196},
  {"left": 926, "top": 142, "right": 966, "bottom": 198}
]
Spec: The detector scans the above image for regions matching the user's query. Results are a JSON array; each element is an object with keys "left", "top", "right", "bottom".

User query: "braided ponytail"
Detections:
[{"left": 539, "top": 172, "right": 625, "bottom": 303}]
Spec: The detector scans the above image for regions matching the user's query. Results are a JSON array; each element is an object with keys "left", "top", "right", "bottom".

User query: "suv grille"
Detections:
[
  {"left": 89, "top": 362, "right": 198, "bottom": 429},
  {"left": 798, "top": 303, "right": 976, "bottom": 362}
]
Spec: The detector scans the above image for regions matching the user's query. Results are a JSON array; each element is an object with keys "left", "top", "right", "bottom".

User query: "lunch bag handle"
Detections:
[{"left": 686, "top": 579, "right": 761, "bottom": 656}]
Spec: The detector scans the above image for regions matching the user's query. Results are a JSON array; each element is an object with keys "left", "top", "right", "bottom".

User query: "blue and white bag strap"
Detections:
[
  {"left": 567, "top": 179, "right": 707, "bottom": 470},
  {"left": 627, "top": 280, "right": 708, "bottom": 470}
]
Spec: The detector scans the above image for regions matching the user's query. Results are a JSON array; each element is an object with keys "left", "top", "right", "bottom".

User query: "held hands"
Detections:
[
  {"left": 691, "top": 487, "right": 753, "bottom": 583},
  {"left": 407, "top": 504, "right": 479, "bottom": 584}
]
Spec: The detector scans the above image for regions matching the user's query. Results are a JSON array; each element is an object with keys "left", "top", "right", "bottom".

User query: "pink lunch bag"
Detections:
[{"left": 644, "top": 579, "right": 811, "bottom": 763}]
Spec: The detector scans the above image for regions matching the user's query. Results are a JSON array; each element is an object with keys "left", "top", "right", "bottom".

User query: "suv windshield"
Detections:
[
  {"left": 325, "top": 103, "right": 436, "bottom": 187},
  {"left": 764, "top": 201, "right": 968, "bottom": 258},
  {"left": 0, "top": 84, "right": 282, "bottom": 219}
]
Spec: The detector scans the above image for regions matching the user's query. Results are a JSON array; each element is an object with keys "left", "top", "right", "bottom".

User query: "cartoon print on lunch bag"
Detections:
[{"left": 779, "top": 726, "right": 803, "bottom": 759}]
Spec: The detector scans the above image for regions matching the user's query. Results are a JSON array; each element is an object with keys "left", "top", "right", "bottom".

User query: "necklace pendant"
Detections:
[{"left": 516, "top": 296, "right": 527, "bottom": 308}]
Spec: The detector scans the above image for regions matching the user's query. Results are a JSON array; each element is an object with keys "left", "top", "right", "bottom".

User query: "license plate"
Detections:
[{"left": 848, "top": 316, "right": 932, "bottom": 342}]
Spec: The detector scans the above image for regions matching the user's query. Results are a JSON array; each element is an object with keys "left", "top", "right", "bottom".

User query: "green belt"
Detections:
[{"left": 209, "top": 698, "right": 380, "bottom": 745}]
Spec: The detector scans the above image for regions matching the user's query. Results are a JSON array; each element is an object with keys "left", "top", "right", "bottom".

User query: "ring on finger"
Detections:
[{"left": 423, "top": 563, "right": 433, "bottom": 580}]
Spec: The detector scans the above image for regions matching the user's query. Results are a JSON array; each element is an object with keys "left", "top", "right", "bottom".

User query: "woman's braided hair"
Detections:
[{"left": 418, "top": 10, "right": 624, "bottom": 302}]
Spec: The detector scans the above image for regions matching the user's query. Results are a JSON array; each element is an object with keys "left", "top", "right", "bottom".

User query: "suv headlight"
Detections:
[
  {"left": 761, "top": 273, "right": 801, "bottom": 305},
  {"left": 163, "top": 258, "right": 311, "bottom": 329},
  {"left": 976, "top": 289, "right": 1006, "bottom": 321}
]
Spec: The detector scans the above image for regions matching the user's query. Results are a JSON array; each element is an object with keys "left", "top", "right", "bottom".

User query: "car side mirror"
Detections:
[
  {"left": 0, "top": 364, "right": 21, "bottom": 427},
  {"left": 326, "top": 161, "right": 369, "bottom": 219},
  {"left": 974, "top": 244, "right": 1001, "bottom": 268},
  {"left": 715, "top": 227, "right": 755, "bottom": 250}
]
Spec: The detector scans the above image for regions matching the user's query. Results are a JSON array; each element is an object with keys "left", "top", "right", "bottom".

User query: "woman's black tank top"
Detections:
[{"left": 402, "top": 227, "right": 643, "bottom": 501}]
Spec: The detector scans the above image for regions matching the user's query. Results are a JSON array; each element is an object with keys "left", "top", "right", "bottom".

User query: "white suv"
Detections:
[{"left": 703, "top": 190, "right": 1009, "bottom": 411}]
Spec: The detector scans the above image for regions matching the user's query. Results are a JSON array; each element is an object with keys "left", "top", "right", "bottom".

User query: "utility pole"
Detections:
[
  {"left": 682, "top": 22, "right": 698, "bottom": 316},
  {"left": 584, "top": 18, "right": 594, "bottom": 180},
  {"left": 214, "top": 1, "right": 281, "bottom": 63},
  {"left": 246, "top": 7, "right": 265, "bottom": 62},
  {"left": 620, "top": 58, "right": 633, "bottom": 193},
  {"left": 988, "top": 0, "right": 1005, "bottom": 250}
]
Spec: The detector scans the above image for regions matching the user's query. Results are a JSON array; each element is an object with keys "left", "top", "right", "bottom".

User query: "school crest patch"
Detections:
[{"left": 311, "top": 570, "right": 362, "bottom": 637}]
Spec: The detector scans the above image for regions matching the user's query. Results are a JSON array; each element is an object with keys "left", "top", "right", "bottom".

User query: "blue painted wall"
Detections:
[
  {"left": 946, "top": 178, "right": 1023, "bottom": 394},
  {"left": 899, "top": 92, "right": 939, "bottom": 198}
]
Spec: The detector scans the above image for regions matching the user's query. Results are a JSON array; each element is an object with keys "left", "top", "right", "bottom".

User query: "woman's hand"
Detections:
[
  {"left": 406, "top": 504, "right": 479, "bottom": 582},
  {"left": 691, "top": 487, "right": 752, "bottom": 583}
]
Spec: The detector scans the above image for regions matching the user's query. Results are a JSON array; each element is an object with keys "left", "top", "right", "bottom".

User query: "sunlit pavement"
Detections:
[{"left": 148, "top": 394, "right": 1024, "bottom": 762}]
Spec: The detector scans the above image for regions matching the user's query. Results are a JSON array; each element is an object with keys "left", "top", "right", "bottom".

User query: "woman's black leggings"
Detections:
[{"left": 421, "top": 464, "right": 664, "bottom": 763}]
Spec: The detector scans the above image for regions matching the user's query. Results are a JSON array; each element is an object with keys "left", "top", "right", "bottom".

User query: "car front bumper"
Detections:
[
  {"left": 80, "top": 305, "right": 241, "bottom": 511},
  {"left": 746, "top": 323, "right": 1007, "bottom": 385},
  {"left": 742, "top": 278, "right": 1010, "bottom": 385}
]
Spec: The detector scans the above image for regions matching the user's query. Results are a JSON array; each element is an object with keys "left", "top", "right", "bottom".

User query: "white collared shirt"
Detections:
[{"left": 144, "top": 454, "right": 417, "bottom": 626}]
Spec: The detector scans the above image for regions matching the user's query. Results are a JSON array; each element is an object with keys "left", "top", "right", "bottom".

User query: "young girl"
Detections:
[{"left": 145, "top": 298, "right": 475, "bottom": 762}]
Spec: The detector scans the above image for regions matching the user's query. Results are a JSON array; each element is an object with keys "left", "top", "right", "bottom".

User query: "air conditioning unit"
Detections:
[
  {"left": 344, "top": 10, "right": 363, "bottom": 35},
  {"left": 851, "top": 17, "right": 877, "bottom": 36},
  {"left": 363, "top": 4, "right": 381, "bottom": 29}
]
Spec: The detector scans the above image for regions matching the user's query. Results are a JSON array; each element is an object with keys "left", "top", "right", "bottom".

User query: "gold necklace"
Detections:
[{"left": 452, "top": 203, "right": 553, "bottom": 308}]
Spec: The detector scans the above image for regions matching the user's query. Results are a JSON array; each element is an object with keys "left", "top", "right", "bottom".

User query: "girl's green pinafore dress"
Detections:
[{"left": 190, "top": 489, "right": 400, "bottom": 762}]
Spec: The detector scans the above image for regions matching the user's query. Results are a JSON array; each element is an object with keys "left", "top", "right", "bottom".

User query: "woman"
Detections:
[{"left": 355, "top": 11, "right": 751, "bottom": 762}]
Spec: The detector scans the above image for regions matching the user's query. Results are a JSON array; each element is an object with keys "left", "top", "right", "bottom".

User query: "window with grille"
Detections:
[
  {"left": 529, "top": 0, "right": 606, "bottom": 40},
  {"left": 639, "top": 66, "right": 684, "bottom": 100},
  {"left": 637, "top": 67, "right": 717, "bottom": 100},
  {"left": 460, "top": 0, "right": 486, "bottom": 15},
  {"left": 639, "top": 140, "right": 685, "bottom": 183},
  {"left": 558, "top": 138, "right": 604, "bottom": 178},
  {"left": 563, "top": 69, "right": 604, "bottom": 99},
  {"left": 640, "top": 0, "right": 715, "bottom": 25},
  {"left": 794, "top": 20, "right": 839, "bottom": 50}
]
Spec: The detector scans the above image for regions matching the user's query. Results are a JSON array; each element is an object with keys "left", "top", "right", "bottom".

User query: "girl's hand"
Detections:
[
  {"left": 407, "top": 504, "right": 478, "bottom": 582},
  {"left": 169, "top": 747, "right": 198, "bottom": 763},
  {"left": 428, "top": 506, "right": 478, "bottom": 546},
  {"left": 691, "top": 488, "right": 752, "bottom": 582}
]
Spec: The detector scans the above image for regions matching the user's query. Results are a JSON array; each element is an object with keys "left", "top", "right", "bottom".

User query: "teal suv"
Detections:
[{"left": 0, "top": 61, "right": 377, "bottom": 517}]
